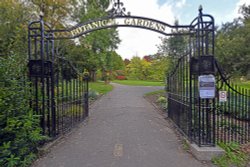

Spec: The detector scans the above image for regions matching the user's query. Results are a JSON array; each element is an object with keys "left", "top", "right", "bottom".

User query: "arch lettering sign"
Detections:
[{"left": 51, "top": 16, "right": 191, "bottom": 39}]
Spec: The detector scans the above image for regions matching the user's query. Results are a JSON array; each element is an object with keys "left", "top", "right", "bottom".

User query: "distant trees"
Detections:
[
  {"left": 126, "top": 56, "right": 151, "bottom": 80},
  {"left": 215, "top": 4, "right": 250, "bottom": 78},
  {"left": 124, "top": 20, "right": 188, "bottom": 81},
  {"left": 158, "top": 20, "right": 187, "bottom": 58},
  {"left": 154, "top": 20, "right": 188, "bottom": 80},
  {"left": 124, "top": 55, "right": 170, "bottom": 81}
]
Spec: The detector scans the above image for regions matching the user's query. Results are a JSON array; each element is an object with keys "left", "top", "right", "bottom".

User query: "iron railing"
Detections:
[
  {"left": 215, "top": 60, "right": 250, "bottom": 144},
  {"left": 167, "top": 7, "right": 216, "bottom": 147},
  {"left": 28, "top": 17, "right": 89, "bottom": 137}
]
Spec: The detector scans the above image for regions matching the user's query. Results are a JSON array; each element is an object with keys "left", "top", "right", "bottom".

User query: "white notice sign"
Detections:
[
  {"left": 198, "top": 75, "right": 216, "bottom": 99},
  {"left": 219, "top": 91, "right": 227, "bottom": 102}
]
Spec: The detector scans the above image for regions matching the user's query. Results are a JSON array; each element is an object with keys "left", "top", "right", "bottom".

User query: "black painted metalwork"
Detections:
[
  {"left": 27, "top": 1, "right": 201, "bottom": 139},
  {"left": 167, "top": 6, "right": 216, "bottom": 146},
  {"left": 109, "top": 0, "right": 130, "bottom": 16},
  {"left": 27, "top": 1, "right": 217, "bottom": 145},
  {"left": 27, "top": 1, "right": 250, "bottom": 146},
  {"left": 215, "top": 60, "right": 250, "bottom": 144},
  {"left": 191, "top": 56, "right": 215, "bottom": 75},
  {"left": 28, "top": 15, "right": 88, "bottom": 137},
  {"left": 167, "top": 6, "right": 250, "bottom": 146}
]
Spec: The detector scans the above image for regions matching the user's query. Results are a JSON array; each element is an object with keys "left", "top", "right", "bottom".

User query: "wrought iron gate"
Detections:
[
  {"left": 27, "top": 0, "right": 249, "bottom": 147},
  {"left": 167, "top": 7, "right": 250, "bottom": 146},
  {"left": 27, "top": 0, "right": 201, "bottom": 139},
  {"left": 28, "top": 17, "right": 89, "bottom": 137},
  {"left": 27, "top": 1, "right": 218, "bottom": 144},
  {"left": 167, "top": 7, "right": 216, "bottom": 146}
]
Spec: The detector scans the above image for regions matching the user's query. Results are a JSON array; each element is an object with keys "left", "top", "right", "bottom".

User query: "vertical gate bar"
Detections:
[
  {"left": 235, "top": 85, "right": 237, "bottom": 141},
  {"left": 45, "top": 39, "right": 51, "bottom": 136},
  {"left": 76, "top": 78, "right": 78, "bottom": 121},
  {"left": 238, "top": 86, "right": 241, "bottom": 142},
  {"left": 39, "top": 16, "right": 46, "bottom": 135},
  {"left": 34, "top": 35, "right": 39, "bottom": 116},
  {"left": 56, "top": 54, "right": 60, "bottom": 134},
  {"left": 70, "top": 79, "right": 73, "bottom": 127},
  {"left": 247, "top": 89, "right": 249, "bottom": 142},
  {"left": 81, "top": 76, "right": 84, "bottom": 120},
  {"left": 62, "top": 74, "right": 65, "bottom": 132},
  {"left": 84, "top": 75, "right": 89, "bottom": 118},
  {"left": 211, "top": 20, "right": 216, "bottom": 144},
  {"left": 78, "top": 77, "right": 81, "bottom": 121},
  {"left": 66, "top": 79, "right": 69, "bottom": 130},
  {"left": 73, "top": 78, "right": 76, "bottom": 122},
  {"left": 198, "top": 15, "right": 201, "bottom": 146},
  {"left": 201, "top": 18, "right": 205, "bottom": 145},
  {"left": 229, "top": 81, "right": 232, "bottom": 142},
  {"left": 244, "top": 89, "right": 247, "bottom": 142},
  {"left": 188, "top": 35, "right": 192, "bottom": 140},
  {"left": 241, "top": 87, "right": 244, "bottom": 143},
  {"left": 50, "top": 34, "right": 56, "bottom": 136}
]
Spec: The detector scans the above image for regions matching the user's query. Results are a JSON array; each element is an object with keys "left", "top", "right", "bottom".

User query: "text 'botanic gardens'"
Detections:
[{"left": 53, "top": 17, "right": 168, "bottom": 39}]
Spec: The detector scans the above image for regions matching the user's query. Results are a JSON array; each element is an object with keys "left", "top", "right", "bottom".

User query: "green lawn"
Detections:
[
  {"left": 112, "top": 80, "right": 165, "bottom": 86},
  {"left": 234, "top": 81, "right": 250, "bottom": 89},
  {"left": 89, "top": 82, "right": 113, "bottom": 94}
]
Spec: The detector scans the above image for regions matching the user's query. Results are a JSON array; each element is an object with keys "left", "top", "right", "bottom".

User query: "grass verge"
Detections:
[
  {"left": 234, "top": 81, "right": 250, "bottom": 89},
  {"left": 113, "top": 80, "right": 165, "bottom": 86},
  {"left": 212, "top": 142, "right": 249, "bottom": 167},
  {"left": 89, "top": 82, "right": 113, "bottom": 94}
]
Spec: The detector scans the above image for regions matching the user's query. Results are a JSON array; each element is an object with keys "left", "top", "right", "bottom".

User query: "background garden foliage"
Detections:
[{"left": 0, "top": 55, "right": 47, "bottom": 166}]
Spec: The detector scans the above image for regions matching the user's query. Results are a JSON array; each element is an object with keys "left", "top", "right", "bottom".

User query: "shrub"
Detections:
[
  {"left": 116, "top": 75, "right": 126, "bottom": 80},
  {"left": 156, "top": 96, "right": 167, "bottom": 109},
  {"left": 0, "top": 55, "right": 46, "bottom": 166},
  {"left": 88, "top": 89, "right": 100, "bottom": 100}
]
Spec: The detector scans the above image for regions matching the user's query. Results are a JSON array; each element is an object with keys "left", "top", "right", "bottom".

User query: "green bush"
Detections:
[
  {"left": 156, "top": 96, "right": 167, "bottom": 109},
  {"left": 0, "top": 55, "right": 46, "bottom": 166},
  {"left": 88, "top": 89, "right": 100, "bottom": 100}
]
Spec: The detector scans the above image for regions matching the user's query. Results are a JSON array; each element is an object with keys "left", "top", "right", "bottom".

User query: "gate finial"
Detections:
[
  {"left": 109, "top": 0, "right": 130, "bottom": 16},
  {"left": 39, "top": 11, "right": 44, "bottom": 20},
  {"left": 199, "top": 5, "right": 203, "bottom": 14}
]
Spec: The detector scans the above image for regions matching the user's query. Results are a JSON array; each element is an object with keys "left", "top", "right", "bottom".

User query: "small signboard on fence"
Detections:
[
  {"left": 198, "top": 75, "right": 216, "bottom": 99},
  {"left": 219, "top": 91, "right": 227, "bottom": 102}
]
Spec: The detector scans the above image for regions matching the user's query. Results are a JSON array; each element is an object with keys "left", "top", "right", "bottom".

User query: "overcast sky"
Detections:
[{"left": 115, "top": 0, "right": 250, "bottom": 59}]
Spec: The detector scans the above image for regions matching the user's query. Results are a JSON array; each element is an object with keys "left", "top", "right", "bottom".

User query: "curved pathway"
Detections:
[{"left": 33, "top": 83, "right": 210, "bottom": 167}]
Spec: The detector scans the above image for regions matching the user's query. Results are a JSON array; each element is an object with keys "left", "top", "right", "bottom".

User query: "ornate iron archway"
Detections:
[{"left": 28, "top": 1, "right": 216, "bottom": 146}]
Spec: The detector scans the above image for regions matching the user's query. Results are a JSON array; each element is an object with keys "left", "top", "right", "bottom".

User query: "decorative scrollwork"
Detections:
[{"left": 109, "top": 0, "right": 130, "bottom": 16}]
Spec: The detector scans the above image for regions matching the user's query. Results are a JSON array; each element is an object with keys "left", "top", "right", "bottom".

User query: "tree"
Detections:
[
  {"left": 124, "top": 59, "right": 130, "bottom": 66},
  {"left": 149, "top": 54, "right": 171, "bottom": 81},
  {"left": 126, "top": 56, "right": 152, "bottom": 80},
  {"left": 27, "top": 0, "right": 77, "bottom": 29},
  {"left": 215, "top": 4, "right": 250, "bottom": 78},
  {"left": 157, "top": 20, "right": 188, "bottom": 76},
  {"left": 72, "top": 0, "right": 121, "bottom": 81},
  {"left": 110, "top": 51, "right": 125, "bottom": 71},
  {"left": 157, "top": 20, "right": 187, "bottom": 58},
  {"left": 0, "top": 0, "right": 30, "bottom": 58}
]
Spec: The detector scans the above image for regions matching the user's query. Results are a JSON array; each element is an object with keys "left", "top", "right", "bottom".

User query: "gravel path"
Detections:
[{"left": 33, "top": 83, "right": 210, "bottom": 167}]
